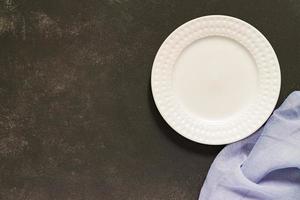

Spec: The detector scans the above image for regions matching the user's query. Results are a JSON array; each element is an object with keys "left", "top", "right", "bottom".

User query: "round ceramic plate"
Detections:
[{"left": 151, "top": 15, "right": 281, "bottom": 145}]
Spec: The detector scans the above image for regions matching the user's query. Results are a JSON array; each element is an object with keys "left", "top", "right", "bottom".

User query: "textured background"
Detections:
[{"left": 0, "top": 0, "right": 299, "bottom": 199}]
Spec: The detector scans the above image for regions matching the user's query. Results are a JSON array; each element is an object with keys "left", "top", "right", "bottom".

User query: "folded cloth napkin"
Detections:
[{"left": 199, "top": 91, "right": 300, "bottom": 200}]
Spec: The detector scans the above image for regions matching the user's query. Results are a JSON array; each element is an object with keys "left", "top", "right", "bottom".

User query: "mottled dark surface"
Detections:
[{"left": 0, "top": 0, "right": 299, "bottom": 199}]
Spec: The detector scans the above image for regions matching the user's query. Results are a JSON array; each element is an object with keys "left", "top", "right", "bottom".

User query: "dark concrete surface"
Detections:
[{"left": 0, "top": 0, "right": 299, "bottom": 199}]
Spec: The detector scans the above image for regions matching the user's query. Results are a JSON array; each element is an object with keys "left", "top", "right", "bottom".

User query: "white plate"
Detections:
[{"left": 151, "top": 15, "right": 281, "bottom": 145}]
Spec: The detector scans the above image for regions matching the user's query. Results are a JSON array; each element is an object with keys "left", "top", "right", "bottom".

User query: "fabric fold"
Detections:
[{"left": 199, "top": 91, "right": 300, "bottom": 200}]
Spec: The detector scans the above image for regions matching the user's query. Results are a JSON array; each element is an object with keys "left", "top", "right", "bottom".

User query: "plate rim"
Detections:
[{"left": 151, "top": 15, "right": 281, "bottom": 145}]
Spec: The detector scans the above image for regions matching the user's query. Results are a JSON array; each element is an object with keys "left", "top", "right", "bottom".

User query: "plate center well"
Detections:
[{"left": 173, "top": 36, "right": 259, "bottom": 120}]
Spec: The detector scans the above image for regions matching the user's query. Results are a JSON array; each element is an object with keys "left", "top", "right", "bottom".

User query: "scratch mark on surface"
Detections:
[
  {"left": 0, "top": 134, "right": 28, "bottom": 157},
  {"left": 21, "top": 15, "right": 26, "bottom": 40}
]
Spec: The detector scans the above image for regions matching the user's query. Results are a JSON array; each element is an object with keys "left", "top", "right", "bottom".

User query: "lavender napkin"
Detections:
[{"left": 199, "top": 91, "right": 300, "bottom": 200}]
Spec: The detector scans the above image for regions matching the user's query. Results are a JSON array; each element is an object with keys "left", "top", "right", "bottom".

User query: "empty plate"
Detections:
[{"left": 151, "top": 15, "right": 281, "bottom": 145}]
